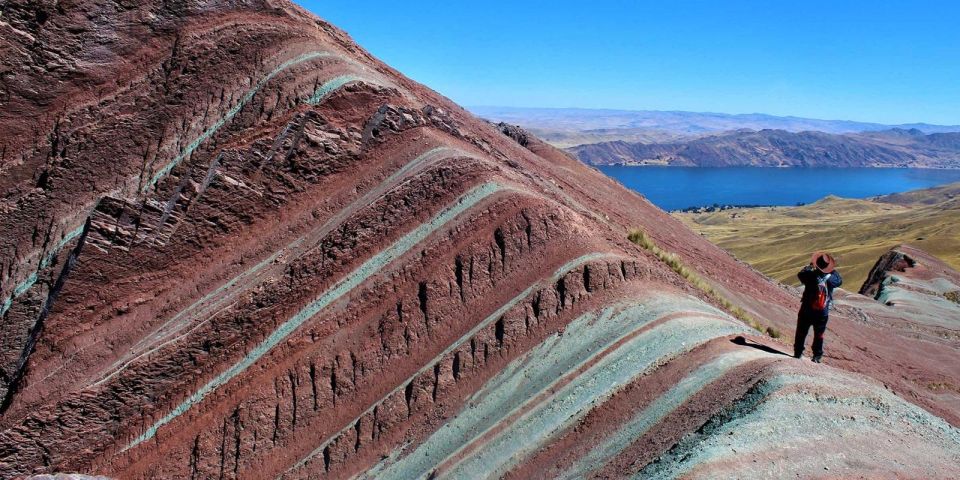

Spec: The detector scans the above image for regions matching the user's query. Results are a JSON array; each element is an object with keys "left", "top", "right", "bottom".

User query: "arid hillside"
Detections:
[{"left": 1, "top": 1, "right": 958, "bottom": 478}]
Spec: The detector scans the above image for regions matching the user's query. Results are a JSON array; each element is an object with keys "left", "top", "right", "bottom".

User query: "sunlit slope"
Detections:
[{"left": 674, "top": 185, "right": 960, "bottom": 289}]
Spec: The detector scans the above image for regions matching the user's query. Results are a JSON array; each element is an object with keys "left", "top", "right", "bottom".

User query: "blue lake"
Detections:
[{"left": 596, "top": 166, "right": 960, "bottom": 211}]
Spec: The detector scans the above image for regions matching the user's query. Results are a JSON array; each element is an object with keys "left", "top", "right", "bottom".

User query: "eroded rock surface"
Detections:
[
  {"left": 1, "top": 1, "right": 959, "bottom": 478},
  {"left": 847, "top": 245, "right": 960, "bottom": 337}
]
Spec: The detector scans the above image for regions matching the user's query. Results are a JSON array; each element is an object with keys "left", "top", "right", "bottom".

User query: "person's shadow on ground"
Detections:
[{"left": 731, "top": 335, "right": 791, "bottom": 356}]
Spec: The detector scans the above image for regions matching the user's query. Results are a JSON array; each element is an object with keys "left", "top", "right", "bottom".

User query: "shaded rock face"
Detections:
[
  {"left": 495, "top": 122, "right": 531, "bottom": 147},
  {"left": 1, "top": 1, "right": 960, "bottom": 479},
  {"left": 860, "top": 248, "right": 917, "bottom": 299},
  {"left": 570, "top": 128, "right": 960, "bottom": 167},
  {"left": 850, "top": 245, "right": 960, "bottom": 334}
]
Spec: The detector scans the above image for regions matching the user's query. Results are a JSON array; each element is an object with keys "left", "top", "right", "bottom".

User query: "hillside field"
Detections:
[{"left": 673, "top": 183, "right": 960, "bottom": 289}]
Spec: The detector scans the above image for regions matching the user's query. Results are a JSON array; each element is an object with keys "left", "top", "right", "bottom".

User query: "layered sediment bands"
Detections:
[
  {"left": 639, "top": 365, "right": 960, "bottom": 479},
  {"left": 3, "top": 0, "right": 960, "bottom": 478},
  {"left": 0, "top": 10, "right": 396, "bottom": 403},
  {"left": 283, "top": 253, "right": 630, "bottom": 479},
  {"left": 360, "top": 297, "right": 752, "bottom": 480},
  {"left": 5, "top": 85, "right": 415, "bottom": 419},
  {"left": 88, "top": 145, "right": 471, "bottom": 390},
  {"left": 555, "top": 349, "right": 770, "bottom": 479},
  {"left": 123, "top": 181, "right": 511, "bottom": 449},
  {"left": 840, "top": 245, "right": 960, "bottom": 346}
]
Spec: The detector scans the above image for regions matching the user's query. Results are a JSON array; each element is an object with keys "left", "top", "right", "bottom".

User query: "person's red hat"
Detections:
[{"left": 811, "top": 251, "right": 836, "bottom": 273}]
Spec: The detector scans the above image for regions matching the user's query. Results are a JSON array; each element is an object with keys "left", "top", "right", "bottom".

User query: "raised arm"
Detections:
[{"left": 797, "top": 264, "right": 818, "bottom": 285}]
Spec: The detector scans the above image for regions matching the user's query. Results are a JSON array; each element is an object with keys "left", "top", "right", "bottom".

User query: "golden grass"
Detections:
[
  {"left": 945, "top": 291, "right": 960, "bottom": 305},
  {"left": 927, "top": 381, "right": 960, "bottom": 394},
  {"left": 628, "top": 229, "right": 780, "bottom": 338},
  {"left": 673, "top": 192, "right": 960, "bottom": 290}
]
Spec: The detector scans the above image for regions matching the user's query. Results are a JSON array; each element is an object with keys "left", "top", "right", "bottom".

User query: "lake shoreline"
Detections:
[{"left": 597, "top": 165, "right": 960, "bottom": 211}]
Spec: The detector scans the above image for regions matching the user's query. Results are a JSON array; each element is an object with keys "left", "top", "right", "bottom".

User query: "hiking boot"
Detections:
[{"left": 812, "top": 354, "right": 823, "bottom": 363}]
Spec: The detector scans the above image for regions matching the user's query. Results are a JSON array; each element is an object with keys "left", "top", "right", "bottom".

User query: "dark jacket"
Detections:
[{"left": 798, "top": 265, "right": 842, "bottom": 318}]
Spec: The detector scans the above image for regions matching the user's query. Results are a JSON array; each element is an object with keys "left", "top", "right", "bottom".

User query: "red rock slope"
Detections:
[{"left": 1, "top": 1, "right": 958, "bottom": 478}]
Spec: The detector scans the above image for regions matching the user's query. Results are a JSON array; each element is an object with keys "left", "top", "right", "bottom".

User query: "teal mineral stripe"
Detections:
[
  {"left": 634, "top": 373, "right": 819, "bottom": 480},
  {"left": 38, "top": 224, "right": 85, "bottom": 270},
  {"left": 1, "top": 223, "right": 86, "bottom": 317},
  {"left": 635, "top": 371, "right": 960, "bottom": 479},
  {"left": 367, "top": 296, "right": 748, "bottom": 480},
  {"left": 11, "top": 273, "right": 36, "bottom": 299},
  {"left": 442, "top": 315, "right": 751, "bottom": 479},
  {"left": 559, "top": 349, "right": 769, "bottom": 479},
  {"left": 3, "top": 61, "right": 378, "bottom": 318},
  {"left": 145, "top": 51, "right": 334, "bottom": 190},
  {"left": 92, "top": 147, "right": 467, "bottom": 387},
  {"left": 88, "top": 247, "right": 285, "bottom": 388},
  {"left": 123, "top": 181, "right": 506, "bottom": 452},
  {"left": 154, "top": 146, "right": 457, "bottom": 329},
  {"left": 3, "top": 56, "right": 378, "bottom": 316},
  {"left": 286, "top": 251, "right": 616, "bottom": 476},
  {"left": 306, "top": 74, "right": 363, "bottom": 105}
]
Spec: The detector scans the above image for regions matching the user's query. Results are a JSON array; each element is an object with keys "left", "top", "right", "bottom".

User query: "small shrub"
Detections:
[
  {"left": 944, "top": 291, "right": 960, "bottom": 305},
  {"left": 627, "top": 229, "right": 656, "bottom": 251},
  {"left": 628, "top": 227, "right": 778, "bottom": 338},
  {"left": 927, "top": 381, "right": 960, "bottom": 393}
]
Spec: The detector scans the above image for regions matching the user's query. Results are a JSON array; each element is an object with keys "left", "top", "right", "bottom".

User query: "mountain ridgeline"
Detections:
[
  {"left": 571, "top": 128, "right": 960, "bottom": 168},
  {"left": 472, "top": 106, "right": 960, "bottom": 149},
  {"left": 569, "top": 129, "right": 960, "bottom": 168}
]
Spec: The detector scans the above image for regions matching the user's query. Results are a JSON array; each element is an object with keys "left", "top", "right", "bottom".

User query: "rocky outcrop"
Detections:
[
  {"left": 495, "top": 122, "right": 531, "bottom": 148},
  {"left": 860, "top": 247, "right": 917, "bottom": 299},
  {"left": 1, "top": 1, "right": 959, "bottom": 478},
  {"left": 851, "top": 245, "right": 960, "bottom": 335},
  {"left": 570, "top": 128, "right": 960, "bottom": 167}
]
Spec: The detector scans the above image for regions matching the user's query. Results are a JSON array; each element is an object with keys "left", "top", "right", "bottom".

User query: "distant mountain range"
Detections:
[
  {"left": 569, "top": 128, "right": 960, "bottom": 168},
  {"left": 470, "top": 106, "right": 960, "bottom": 148}
]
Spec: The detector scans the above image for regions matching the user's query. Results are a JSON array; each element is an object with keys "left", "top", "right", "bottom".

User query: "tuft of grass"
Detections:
[
  {"left": 628, "top": 228, "right": 777, "bottom": 338},
  {"left": 944, "top": 291, "right": 960, "bottom": 305},
  {"left": 627, "top": 229, "right": 657, "bottom": 251},
  {"left": 927, "top": 381, "right": 960, "bottom": 393}
]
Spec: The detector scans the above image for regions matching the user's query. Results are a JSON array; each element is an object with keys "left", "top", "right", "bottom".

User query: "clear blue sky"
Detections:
[{"left": 295, "top": 1, "right": 960, "bottom": 125}]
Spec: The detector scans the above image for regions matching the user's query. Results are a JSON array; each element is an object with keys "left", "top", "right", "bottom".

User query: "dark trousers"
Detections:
[{"left": 794, "top": 313, "right": 828, "bottom": 357}]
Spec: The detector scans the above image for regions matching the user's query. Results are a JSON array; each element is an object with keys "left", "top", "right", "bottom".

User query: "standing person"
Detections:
[{"left": 794, "top": 252, "right": 842, "bottom": 363}]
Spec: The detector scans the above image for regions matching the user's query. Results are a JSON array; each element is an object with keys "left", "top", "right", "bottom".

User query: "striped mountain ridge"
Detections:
[{"left": 1, "top": 1, "right": 958, "bottom": 478}]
